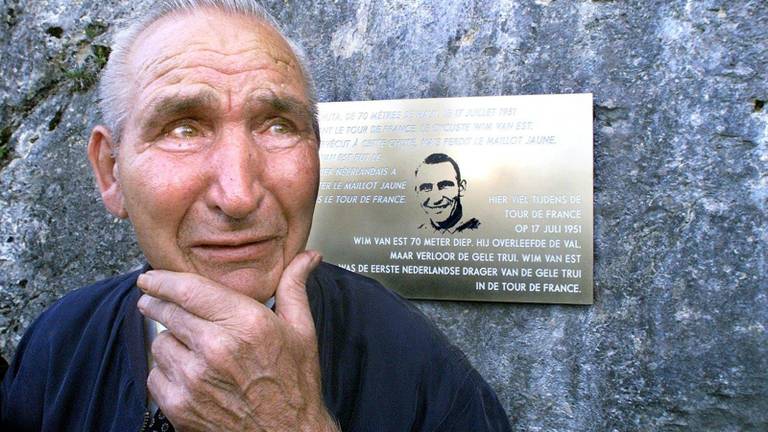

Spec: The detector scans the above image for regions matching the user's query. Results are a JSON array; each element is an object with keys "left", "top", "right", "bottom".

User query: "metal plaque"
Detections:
[{"left": 308, "top": 94, "right": 593, "bottom": 304}]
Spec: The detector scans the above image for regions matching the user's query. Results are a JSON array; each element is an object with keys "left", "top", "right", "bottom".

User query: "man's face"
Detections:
[
  {"left": 107, "top": 9, "right": 319, "bottom": 302},
  {"left": 416, "top": 162, "right": 463, "bottom": 225}
]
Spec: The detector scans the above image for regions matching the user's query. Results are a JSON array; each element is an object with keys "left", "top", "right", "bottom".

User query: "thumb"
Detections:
[{"left": 275, "top": 250, "right": 322, "bottom": 336}]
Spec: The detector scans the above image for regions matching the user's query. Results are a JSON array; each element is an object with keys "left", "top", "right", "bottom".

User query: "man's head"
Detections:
[
  {"left": 414, "top": 153, "right": 466, "bottom": 230},
  {"left": 97, "top": 0, "right": 318, "bottom": 144},
  {"left": 87, "top": 0, "right": 320, "bottom": 302}
]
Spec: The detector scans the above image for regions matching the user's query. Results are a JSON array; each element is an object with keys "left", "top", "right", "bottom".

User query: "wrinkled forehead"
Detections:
[
  {"left": 418, "top": 162, "right": 459, "bottom": 183},
  {"left": 127, "top": 8, "right": 308, "bottom": 96}
]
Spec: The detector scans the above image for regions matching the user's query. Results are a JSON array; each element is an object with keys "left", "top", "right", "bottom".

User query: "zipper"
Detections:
[{"left": 138, "top": 410, "right": 150, "bottom": 432}]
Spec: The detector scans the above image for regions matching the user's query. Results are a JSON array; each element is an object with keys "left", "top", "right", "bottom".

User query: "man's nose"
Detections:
[{"left": 207, "top": 128, "right": 264, "bottom": 220}]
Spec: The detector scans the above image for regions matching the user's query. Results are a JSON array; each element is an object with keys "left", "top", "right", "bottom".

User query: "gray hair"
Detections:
[{"left": 98, "top": 0, "right": 317, "bottom": 145}]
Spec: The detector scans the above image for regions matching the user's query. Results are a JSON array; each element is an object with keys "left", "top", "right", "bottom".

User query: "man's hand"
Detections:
[{"left": 136, "top": 251, "right": 339, "bottom": 432}]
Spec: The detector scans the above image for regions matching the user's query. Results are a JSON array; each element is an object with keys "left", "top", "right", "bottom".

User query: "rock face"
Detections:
[{"left": 1, "top": 0, "right": 766, "bottom": 429}]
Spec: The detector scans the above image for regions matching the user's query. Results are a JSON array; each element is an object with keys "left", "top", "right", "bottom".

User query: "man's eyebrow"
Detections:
[
  {"left": 437, "top": 180, "right": 455, "bottom": 188},
  {"left": 245, "top": 93, "right": 319, "bottom": 137},
  {"left": 246, "top": 94, "right": 313, "bottom": 118},
  {"left": 140, "top": 91, "right": 219, "bottom": 129}
]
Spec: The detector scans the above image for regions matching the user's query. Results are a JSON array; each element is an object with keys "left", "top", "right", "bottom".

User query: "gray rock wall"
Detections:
[{"left": 1, "top": 0, "right": 766, "bottom": 430}]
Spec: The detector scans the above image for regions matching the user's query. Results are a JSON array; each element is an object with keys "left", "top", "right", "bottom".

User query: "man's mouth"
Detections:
[
  {"left": 189, "top": 237, "right": 279, "bottom": 263},
  {"left": 425, "top": 200, "right": 450, "bottom": 210}
]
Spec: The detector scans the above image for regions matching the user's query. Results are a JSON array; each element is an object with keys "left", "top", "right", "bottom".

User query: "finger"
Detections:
[
  {"left": 137, "top": 270, "right": 262, "bottom": 322},
  {"left": 147, "top": 366, "right": 174, "bottom": 410},
  {"left": 151, "top": 330, "right": 194, "bottom": 382},
  {"left": 138, "top": 294, "right": 211, "bottom": 351},
  {"left": 274, "top": 250, "right": 322, "bottom": 337}
]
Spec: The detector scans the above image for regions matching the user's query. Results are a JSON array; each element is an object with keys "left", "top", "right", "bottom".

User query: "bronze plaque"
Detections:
[{"left": 308, "top": 94, "right": 593, "bottom": 304}]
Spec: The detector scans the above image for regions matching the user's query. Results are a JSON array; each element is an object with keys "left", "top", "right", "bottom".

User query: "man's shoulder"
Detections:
[
  {"left": 30, "top": 269, "right": 142, "bottom": 335},
  {"left": 9, "top": 269, "right": 143, "bottom": 364},
  {"left": 313, "top": 264, "right": 448, "bottom": 333},
  {"left": 2, "top": 269, "right": 147, "bottom": 431},
  {"left": 455, "top": 217, "right": 480, "bottom": 232},
  {"left": 309, "top": 262, "right": 470, "bottom": 365},
  {"left": 309, "top": 262, "right": 511, "bottom": 431}
]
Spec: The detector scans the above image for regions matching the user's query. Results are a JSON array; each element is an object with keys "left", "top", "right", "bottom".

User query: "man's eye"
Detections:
[
  {"left": 168, "top": 124, "right": 199, "bottom": 139},
  {"left": 155, "top": 121, "right": 208, "bottom": 152},
  {"left": 251, "top": 118, "right": 305, "bottom": 151},
  {"left": 268, "top": 121, "right": 293, "bottom": 135}
]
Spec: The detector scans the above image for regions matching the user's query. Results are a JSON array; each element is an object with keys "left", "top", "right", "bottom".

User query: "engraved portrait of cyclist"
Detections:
[{"left": 414, "top": 153, "right": 480, "bottom": 233}]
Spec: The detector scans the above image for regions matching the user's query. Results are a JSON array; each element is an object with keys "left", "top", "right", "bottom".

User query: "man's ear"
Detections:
[
  {"left": 88, "top": 126, "right": 128, "bottom": 219},
  {"left": 458, "top": 179, "right": 467, "bottom": 195}
]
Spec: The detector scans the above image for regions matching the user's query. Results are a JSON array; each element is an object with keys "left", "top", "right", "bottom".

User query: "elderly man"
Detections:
[{"left": 1, "top": 1, "right": 510, "bottom": 431}]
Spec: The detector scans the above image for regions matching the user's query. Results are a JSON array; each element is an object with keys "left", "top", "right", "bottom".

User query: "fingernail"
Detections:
[
  {"left": 312, "top": 253, "right": 323, "bottom": 270},
  {"left": 137, "top": 294, "right": 149, "bottom": 311},
  {"left": 137, "top": 273, "right": 152, "bottom": 291},
  {"left": 308, "top": 250, "right": 322, "bottom": 264}
]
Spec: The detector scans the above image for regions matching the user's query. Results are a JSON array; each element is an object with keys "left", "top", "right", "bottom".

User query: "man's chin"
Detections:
[
  {"left": 202, "top": 265, "right": 282, "bottom": 303},
  {"left": 425, "top": 209, "right": 445, "bottom": 218},
  {"left": 429, "top": 213, "right": 451, "bottom": 224}
]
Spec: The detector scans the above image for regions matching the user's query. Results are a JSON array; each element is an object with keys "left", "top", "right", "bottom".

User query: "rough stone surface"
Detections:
[{"left": 1, "top": 0, "right": 766, "bottom": 430}]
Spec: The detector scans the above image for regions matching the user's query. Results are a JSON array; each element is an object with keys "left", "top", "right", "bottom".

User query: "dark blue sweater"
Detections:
[{"left": 1, "top": 263, "right": 511, "bottom": 431}]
